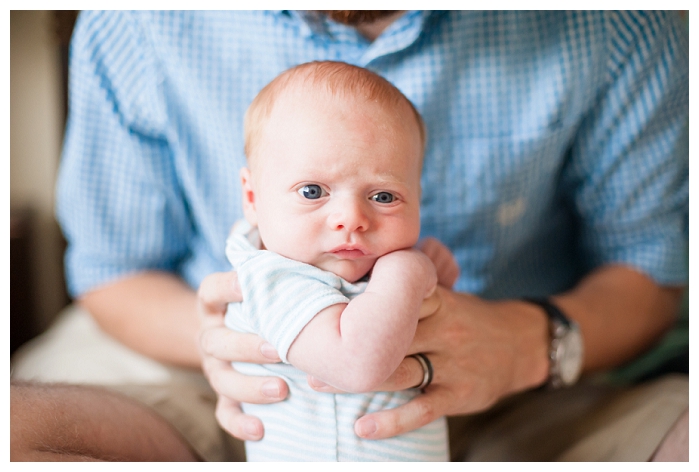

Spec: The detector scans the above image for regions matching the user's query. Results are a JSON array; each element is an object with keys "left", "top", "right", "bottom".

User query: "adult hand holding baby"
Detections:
[
  {"left": 197, "top": 238, "right": 460, "bottom": 442},
  {"left": 348, "top": 290, "right": 550, "bottom": 439},
  {"left": 198, "top": 270, "right": 287, "bottom": 441}
]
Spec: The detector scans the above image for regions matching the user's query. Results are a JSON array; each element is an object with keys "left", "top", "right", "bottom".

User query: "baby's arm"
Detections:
[{"left": 287, "top": 248, "right": 437, "bottom": 393}]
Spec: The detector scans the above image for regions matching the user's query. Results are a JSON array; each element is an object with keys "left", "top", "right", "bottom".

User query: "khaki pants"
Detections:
[{"left": 11, "top": 305, "right": 688, "bottom": 461}]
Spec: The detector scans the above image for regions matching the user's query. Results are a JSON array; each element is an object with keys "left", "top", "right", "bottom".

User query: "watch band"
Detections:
[{"left": 523, "top": 297, "right": 571, "bottom": 327}]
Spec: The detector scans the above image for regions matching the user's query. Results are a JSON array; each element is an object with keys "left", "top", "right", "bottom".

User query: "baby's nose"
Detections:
[{"left": 328, "top": 199, "right": 370, "bottom": 232}]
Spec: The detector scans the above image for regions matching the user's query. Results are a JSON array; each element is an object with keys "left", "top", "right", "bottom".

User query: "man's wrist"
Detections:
[{"left": 494, "top": 299, "right": 550, "bottom": 392}]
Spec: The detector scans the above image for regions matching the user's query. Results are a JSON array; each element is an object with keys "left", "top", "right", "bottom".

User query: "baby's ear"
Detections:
[{"left": 240, "top": 167, "right": 258, "bottom": 226}]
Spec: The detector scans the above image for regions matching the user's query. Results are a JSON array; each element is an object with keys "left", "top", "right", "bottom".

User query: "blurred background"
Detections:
[{"left": 10, "top": 11, "right": 78, "bottom": 354}]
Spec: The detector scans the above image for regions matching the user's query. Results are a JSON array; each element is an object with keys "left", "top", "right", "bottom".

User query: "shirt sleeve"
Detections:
[
  {"left": 56, "top": 11, "right": 193, "bottom": 297},
  {"left": 561, "top": 11, "right": 688, "bottom": 286},
  {"left": 231, "top": 250, "right": 351, "bottom": 363}
]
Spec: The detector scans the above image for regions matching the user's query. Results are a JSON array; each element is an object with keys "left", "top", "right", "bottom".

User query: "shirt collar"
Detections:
[
  {"left": 361, "top": 11, "right": 436, "bottom": 65},
  {"left": 279, "top": 10, "right": 443, "bottom": 66}
]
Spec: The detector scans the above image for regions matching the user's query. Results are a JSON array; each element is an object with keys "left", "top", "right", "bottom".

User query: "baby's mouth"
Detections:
[
  {"left": 330, "top": 245, "right": 368, "bottom": 259},
  {"left": 333, "top": 249, "right": 365, "bottom": 259}
]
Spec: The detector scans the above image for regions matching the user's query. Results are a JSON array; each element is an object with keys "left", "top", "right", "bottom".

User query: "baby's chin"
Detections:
[{"left": 317, "top": 259, "right": 376, "bottom": 283}]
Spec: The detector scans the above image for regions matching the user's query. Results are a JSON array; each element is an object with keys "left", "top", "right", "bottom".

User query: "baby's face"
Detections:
[{"left": 241, "top": 89, "right": 423, "bottom": 282}]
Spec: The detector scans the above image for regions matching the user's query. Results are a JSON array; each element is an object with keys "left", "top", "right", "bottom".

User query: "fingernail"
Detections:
[
  {"left": 260, "top": 343, "right": 279, "bottom": 360},
  {"left": 261, "top": 381, "right": 280, "bottom": 398},
  {"left": 244, "top": 421, "right": 261, "bottom": 438},
  {"left": 356, "top": 418, "right": 377, "bottom": 437}
]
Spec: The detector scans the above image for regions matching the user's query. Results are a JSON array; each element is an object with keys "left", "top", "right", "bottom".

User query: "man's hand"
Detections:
[
  {"left": 354, "top": 289, "right": 550, "bottom": 438},
  {"left": 310, "top": 286, "right": 550, "bottom": 438},
  {"left": 418, "top": 237, "right": 459, "bottom": 289},
  {"left": 197, "top": 271, "right": 289, "bottom": 441}
]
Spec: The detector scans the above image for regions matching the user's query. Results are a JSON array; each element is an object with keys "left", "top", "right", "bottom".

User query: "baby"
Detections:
[{"left": 225, "top": 61, "right": 451, "bottom": 461}]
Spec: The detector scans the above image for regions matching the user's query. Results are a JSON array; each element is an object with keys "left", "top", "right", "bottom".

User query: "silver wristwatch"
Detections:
[{"left": 524, "top": 298, "right": 584, "bottom": 388}]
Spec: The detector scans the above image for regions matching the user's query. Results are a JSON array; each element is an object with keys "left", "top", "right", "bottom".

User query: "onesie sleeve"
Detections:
[{"left": 228, "top": 243, "right": 351, "bottom": 363}]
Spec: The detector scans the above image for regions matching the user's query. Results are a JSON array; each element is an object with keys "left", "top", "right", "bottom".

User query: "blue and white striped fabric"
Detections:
[
  {"left": 224, "top": 222, "right": 449, "bottom": 461},
  {"left": 57, "top": 11, "right": 688, "bottom": 302}
]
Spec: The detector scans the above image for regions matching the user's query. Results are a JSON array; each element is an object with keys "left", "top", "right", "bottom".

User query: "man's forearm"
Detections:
[
  {"left": 552, "top": 265, "right": 684, "bottom": 372},
  {"left": 79, "top": 271, "right": 201, "bottom": 368},
  {"left": 478, "top": 264, "right": 684, "bottom": 397}
]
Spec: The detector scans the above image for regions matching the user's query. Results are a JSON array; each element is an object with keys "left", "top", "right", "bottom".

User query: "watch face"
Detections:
[{"left": 558, "top": 330, "right": 584, "bottom": 385}]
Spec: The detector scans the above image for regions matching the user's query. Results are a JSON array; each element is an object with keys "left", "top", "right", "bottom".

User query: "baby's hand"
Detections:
[
  {"left": 375, "top": 248, "right": 438, "bottom": 299},
  {"left": 417, "top": 237, "right": 460, "bottom": 289}
]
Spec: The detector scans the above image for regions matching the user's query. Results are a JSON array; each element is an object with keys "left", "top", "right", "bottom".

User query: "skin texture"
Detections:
[
  {"left": 80, "top": 272, "right": 201, "bottom": 368},
  {"left": 10, "top": 382, "right": 197, "bottom": 461}
]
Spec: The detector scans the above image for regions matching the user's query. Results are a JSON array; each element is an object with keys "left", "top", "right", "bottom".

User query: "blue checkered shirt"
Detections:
[{"left": 57, "top": 10, "right": 688, "bottom": 300}]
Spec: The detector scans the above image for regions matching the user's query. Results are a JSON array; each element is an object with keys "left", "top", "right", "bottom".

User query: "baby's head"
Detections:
[{"left": 240, "top": 61, "right": 425, "bottom": 282}]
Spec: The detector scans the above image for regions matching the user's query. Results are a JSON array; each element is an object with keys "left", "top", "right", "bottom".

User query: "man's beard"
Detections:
[{"left": 317, "top": 11, "right": 397, "bottom": 26}]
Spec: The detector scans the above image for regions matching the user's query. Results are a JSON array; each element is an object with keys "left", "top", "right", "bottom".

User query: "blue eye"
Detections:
[
  {"left": 298, "top": 185, "right": 325, "bottom": 200},
  {"left": 371, "top": 192, "right": 395, "bottom": 204}
]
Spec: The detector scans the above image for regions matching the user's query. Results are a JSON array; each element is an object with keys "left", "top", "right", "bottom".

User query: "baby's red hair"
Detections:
[{"left": 244, "top": 61, "right": 426, "bottom": 162}]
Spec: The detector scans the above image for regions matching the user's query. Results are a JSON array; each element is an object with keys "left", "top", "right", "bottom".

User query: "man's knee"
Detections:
[
  {"left": 10, "top": 381, "right": 197, "bottom": 461},
  {"left": 11, "top": 381, "right": 61, "bottom": 461}
]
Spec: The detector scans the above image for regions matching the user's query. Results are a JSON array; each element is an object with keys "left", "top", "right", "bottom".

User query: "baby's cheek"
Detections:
[{"left": 392, "top": 221, "right": 421, "bottom": 249}]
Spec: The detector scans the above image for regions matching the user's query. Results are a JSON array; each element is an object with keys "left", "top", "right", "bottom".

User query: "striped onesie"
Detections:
[{"left": 224, "top": 221, "right": 448, "bottom": 461}]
